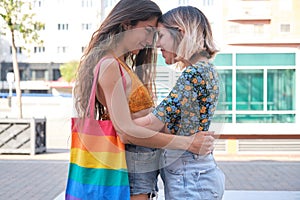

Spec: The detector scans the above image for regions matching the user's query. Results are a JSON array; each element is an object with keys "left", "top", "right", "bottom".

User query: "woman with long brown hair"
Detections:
[{"left": 70, "top": 1, "right": 215, "bottom": 199}]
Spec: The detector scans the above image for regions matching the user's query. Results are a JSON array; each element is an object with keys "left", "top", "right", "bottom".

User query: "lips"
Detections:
[{"left": 161, "top": 49, "right": 167, "bottom": 58}]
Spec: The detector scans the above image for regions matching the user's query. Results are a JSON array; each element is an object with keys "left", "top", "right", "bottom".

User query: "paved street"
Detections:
[
  {"left": 220, "top": 160, "right": 300, "bottom": 191},
  {"left": 0, "top": 149, "right": 69, "bottom": 200},
  {"left": 1, "top": 149, "right": 300, "bottom": 200},
  {"left": 0, "top": 160, "right": 68, "bottom": 200}
]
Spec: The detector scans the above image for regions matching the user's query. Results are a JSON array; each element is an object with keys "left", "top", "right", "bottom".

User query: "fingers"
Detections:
[
  {"left": 187, "top": 132, "right": 217, "bottom": 155},
  {"left": 208, "top": 144, "right": 215, "bottom": 153},
  {"left": 204, "top": 135, "right": 215, "bottom": 146},
  {"left": 202, "top": 131, "right": 222, "bottom": 140},
  {"left": 199, "top": 131, "right": 215, "bottom": 136},
  {"left": 197, "top": 135, "right": 215, "bottom": 155}
]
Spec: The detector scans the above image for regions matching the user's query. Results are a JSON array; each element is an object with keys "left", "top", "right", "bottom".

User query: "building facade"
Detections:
[
  {"left": 0, "top": 0, "right": 101, "bottom": 86},
  {"left": 221, "top": 0, "right": 300, "bottom": 48},
  {"left": 0, "top": 0, "right": 299, "bottom": 154}
]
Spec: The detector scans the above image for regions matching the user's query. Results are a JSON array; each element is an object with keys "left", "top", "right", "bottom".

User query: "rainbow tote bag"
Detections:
[{"left": 65, "top": 59, "right": 130, "bottom": 200}]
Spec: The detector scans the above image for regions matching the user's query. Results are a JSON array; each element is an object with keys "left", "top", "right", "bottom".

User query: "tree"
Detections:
[
  {"left": 59, "top": 61, "right": 79, "bottom": 83},
  {"left": 0, "top": 0, "right": 44, "bottom": 118}
]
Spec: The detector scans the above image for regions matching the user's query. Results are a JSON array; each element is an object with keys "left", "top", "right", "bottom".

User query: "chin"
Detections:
[
  {"left": 165, "top": 60, "right": 172, "bottom": 65},
  {"left": 165, "top": 58, "right": 175, "bottom": 65}
]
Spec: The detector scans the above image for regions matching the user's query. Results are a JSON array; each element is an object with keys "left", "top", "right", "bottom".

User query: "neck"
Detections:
[
  {"left": 110, "top": 40, "right": 128, "bottom": 62},
  {"left": 191, "top": 52, "right": 209, "bottom": 63},
  {"left": 109, "top": 49, "right": 126, "bottom": 62},
  {"left": 179, "top": 56, "right": 208, "bottom": 68}
]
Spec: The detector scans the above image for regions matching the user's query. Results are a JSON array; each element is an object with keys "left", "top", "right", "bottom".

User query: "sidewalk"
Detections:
[{"left": 1, "top": 149, "right": 300, "bottom": 200}]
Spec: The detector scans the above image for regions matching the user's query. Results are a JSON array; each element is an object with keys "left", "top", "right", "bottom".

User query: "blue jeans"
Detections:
[
  {"left": 160, "top": 150, "right": 225, "bottom": 200},
  {"left": 125, "top": 144, "right": 160, "bottom": 197}
]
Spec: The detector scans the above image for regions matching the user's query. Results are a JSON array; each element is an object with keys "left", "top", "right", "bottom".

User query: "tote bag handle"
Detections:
[{"left": 87, "top": 57, "right": 126, "bottom": 119}]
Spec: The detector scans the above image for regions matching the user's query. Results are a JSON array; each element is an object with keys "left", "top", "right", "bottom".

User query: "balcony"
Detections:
[{"left": 226, "top": 1, "right": 272, "bottom": 22}]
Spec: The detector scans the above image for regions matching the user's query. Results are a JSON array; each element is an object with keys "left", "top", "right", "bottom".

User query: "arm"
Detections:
[
  {"left": 133, "top": 112, "right": 164, "bottom": 132},
  {"left": 98, "top": 58, "right": 214, "bottom": 154},
  {"left": 121, "top": 130, "right": 215, "bottom": 155}
]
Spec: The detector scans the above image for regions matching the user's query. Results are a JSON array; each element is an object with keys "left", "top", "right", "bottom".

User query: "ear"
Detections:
[
  {"left": 122, "top": 22, "right": 132, "bottom": 30},
  {"left": 178, "top": 27, "right": 185, "bottom": 36}
]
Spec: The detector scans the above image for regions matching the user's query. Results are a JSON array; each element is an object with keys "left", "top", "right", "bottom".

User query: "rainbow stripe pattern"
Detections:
[{"left": 65, "top": 118, "right": 130, "bottom": 200}]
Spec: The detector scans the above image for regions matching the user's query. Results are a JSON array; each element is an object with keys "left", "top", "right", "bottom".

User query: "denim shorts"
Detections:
[
  {"left": 125, "top": 144, "right": 161, "bottom": 197},
  {"left": 160, "top": 150, "right": 225, "bottom": 200}
]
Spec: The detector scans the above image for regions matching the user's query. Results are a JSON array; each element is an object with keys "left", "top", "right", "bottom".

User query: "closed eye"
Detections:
[
  {"left": 145, "top": 27, "right": 154, "bottom": 34},
  {"left": 157, "top": 31, "right": 163, "bottom": 38}
]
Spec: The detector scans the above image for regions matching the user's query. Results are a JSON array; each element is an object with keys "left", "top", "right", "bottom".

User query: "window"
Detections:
[
  {"left": 35, "top": 24, "right": 45, "bottom": 31},
  {"left": 10, "top": 47, "right": 22, "bottom": 54},
  {"left": 34, "top": 46, "right": 45, "bottom": 53},
  {"left": 57, "top": 46, "right": 67, "bottom": 53},
  {"left": 218, "top": 70, "right": 232, "bottom": 110},
  {"left": 235, "top": 114, "right": 295, "bottom": 123},
  {"left": 33, "top": 0, "right": 44, "bottom": 7},
  {"left": 81, "top": 0, "right": 93, "bottom": 7},
  {"left": 81, "top": 23, "right": 92, "bottom": 30},
  {"left": 58, "top": 24, "right": 69, "bottom": 30},
  {"left": 31, "top": 70, "right": 46, "bottom": 81},
  {"left": 236, "top": 53, "right": 295, "bottom": 66},
  {"left": 267, "top": 69, "right": 295, "bottom": 110},
  {"left": 216, "top": 52, "right": 295, "bottom": 123},
  {"left": 280, "top": 24, "right": 290, "bottom": 33},
  {"left": 236, "top": 70, "right": 263, "bottom": 110},
  {"left": 178, "top": 0, "right": 189, "bottom": 5},
  {"left": 203, "top": 0, "right": 214, "bottom": 6},
  {"left": 53, "top": 69, "right": 61, "bottom": 81},
  {"left": 156, "top": 52, "right": 297, "bottom": 123}
]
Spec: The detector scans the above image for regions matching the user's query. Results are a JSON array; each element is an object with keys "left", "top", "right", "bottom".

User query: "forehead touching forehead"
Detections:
[
  {"left": 157, "top": 23, "right": 168, "bottom": 32},
  {"left": 157, "top": 23, "right": 165, "bottom": 28},
  {"left": 134, "top": 17, "right": 158, "bottom": 28}
]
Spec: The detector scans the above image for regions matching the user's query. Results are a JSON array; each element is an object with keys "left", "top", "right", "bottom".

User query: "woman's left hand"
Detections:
[{"left": 187, "top": 131, "right": 215, "bottom": 155}]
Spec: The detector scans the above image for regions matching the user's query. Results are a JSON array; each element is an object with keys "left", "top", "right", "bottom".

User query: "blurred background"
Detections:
[
  {"left": 1, "top": 0, "right": 299, "bottom": 155},
  {"left": 0, "top": 1, "right": 299, "bottom": 200}
]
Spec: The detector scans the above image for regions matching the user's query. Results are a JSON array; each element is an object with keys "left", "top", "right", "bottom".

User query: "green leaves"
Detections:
[
  {"left": 0, "top": 0, "right": 44, "bottom": 46},
  {"left": 59, "top": 61, "right": 79, "bottom": 83},
  {"left": 0, "top": 0, "right": 45, "bottom": 118}
]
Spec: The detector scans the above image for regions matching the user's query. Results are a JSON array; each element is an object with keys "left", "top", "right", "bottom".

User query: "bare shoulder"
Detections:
[
  {"left": 97, "top": 56, "right": 122, "bottom": 87},
  {"left": 98, "top": 56, "right": 119, "bottom": 74}
]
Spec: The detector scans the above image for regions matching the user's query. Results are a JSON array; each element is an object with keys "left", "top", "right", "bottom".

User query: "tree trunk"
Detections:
[{"left": 11, "top": 30, "right": 23, "bottom": 118}]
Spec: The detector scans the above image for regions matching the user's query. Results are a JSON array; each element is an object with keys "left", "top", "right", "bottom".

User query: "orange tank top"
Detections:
[{"left": 116, "top": 57, "right": 154, "bottom": 113}]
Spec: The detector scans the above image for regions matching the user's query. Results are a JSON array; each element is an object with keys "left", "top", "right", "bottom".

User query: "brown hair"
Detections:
[{"left": 74, "top": 0, "right": 162, "bottom": 118}]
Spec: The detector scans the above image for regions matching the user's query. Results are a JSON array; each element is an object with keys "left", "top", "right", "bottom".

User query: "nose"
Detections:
[
  {"left": 156, "top": 38, "right": 161, "bottom": 48},
  {"left": 145, "top": 33, "right": 154, "bottom": 46}
]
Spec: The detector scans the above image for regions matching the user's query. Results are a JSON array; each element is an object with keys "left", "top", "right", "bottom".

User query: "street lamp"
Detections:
[{"left": 6, "top": 72, "right": 14, "bottom": 107}]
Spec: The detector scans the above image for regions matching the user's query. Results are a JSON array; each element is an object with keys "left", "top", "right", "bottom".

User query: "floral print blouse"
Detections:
[{"left": 153, "top": 61, "right": 219, "bottom": 136}]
